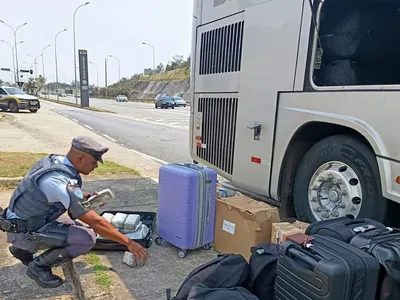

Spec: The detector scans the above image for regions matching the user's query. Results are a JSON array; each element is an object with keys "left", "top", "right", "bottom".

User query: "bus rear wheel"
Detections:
[{"left": 293, "top": 134, "right": 389, "bottom": 223}]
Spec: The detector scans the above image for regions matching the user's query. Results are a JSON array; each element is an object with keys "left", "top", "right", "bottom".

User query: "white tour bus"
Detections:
[{"left": 189, "top": 0, "right": 400, "bottom": 224}]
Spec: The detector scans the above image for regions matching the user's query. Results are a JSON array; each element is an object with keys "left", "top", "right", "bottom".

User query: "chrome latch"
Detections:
[{"left": 247, "top": 121, "right": 262, "bottom": 141}]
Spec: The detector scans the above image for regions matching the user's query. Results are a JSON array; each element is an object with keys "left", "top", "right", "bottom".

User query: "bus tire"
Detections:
[{"left": 293, "top": 134, "right": 389, "bottom": 223}]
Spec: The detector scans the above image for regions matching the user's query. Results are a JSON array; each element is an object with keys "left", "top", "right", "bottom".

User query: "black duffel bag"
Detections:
[
  {"left": 187, "top": 284, "right": 259, "bottom": 300},
  {"left": 248, "top": 243, "right": 279, "bottom": 300},
  {"left": 172, "top": 254, "right": 250, "bottom": 300}
]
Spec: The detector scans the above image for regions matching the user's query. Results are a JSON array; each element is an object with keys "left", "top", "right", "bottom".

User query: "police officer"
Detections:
[{"left": 2, "top": 136, "right": 148, "bottom": 288}]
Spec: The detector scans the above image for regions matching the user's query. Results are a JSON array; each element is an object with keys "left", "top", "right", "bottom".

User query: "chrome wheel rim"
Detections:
[{"left": 308, "top": 161, "right": 362, "bottom": 221}]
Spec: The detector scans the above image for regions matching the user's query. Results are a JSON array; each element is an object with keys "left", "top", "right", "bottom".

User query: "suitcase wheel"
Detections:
[
  {"left": 203, "top": 243, "right": 212, "bottom": 250},
  {"left": 178, "top": 250, "right": 186, "bottom": 258},
  {"left": 155, "top": 237, "right": 164, "bottom": 246}
]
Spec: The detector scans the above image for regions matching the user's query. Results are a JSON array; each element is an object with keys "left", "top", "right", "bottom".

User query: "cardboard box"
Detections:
[
  {"left": 214, "top": 195, "right": 280, "bottom": 261},
  {"left": 271, "top": 221, "right": 310, "bottom": 245},
  {"left": 293, "top": 220, "right": 310, "bottom": 231}
]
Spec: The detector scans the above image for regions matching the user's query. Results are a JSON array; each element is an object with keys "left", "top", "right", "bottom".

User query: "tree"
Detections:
[
  {"left": 156, "top": 63, "right": 165, "bottom": 73},
  {"left": 35, "top": 76, "right": 46, "bottom": 95}
]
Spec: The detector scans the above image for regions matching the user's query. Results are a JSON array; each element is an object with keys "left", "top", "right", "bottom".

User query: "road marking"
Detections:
[
  {"left": 129, "top": 148, "right": 168, "bottom": 165},
  {"left": 102, "top": 134, "right": 117, "bottom": 142},
  {"left": 84, "top": 125, "right": 93, "bottom": 130},
  {"left": 72, "top": 119, "right": 78, "bottom": 122}
]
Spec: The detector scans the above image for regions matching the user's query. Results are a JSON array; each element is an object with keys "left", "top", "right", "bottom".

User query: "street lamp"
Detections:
[
  {"left": 90, "top": 61, "right": 99, "bottom": 94},
  {"left": 73, "top": 2, "right": 90, "bottom": 104},
  {"left": 1, "top": 40, "right": 23, "bottom": 84},
  {"left": 0, "top": 20, "right": 28, "bottom": 83},
  {"left": 142, "top": 42, "right": 156, "bottom": 71},
  {"left": 108, "top": 55, "right": 121, "bottom": 83},
  {"left": 55, "top": 29, "right": 67, "bottom": 101},
  {"left": 41, "top": 44, "right": 51, "bottom": 80},
  {"left": 27, "top": 53, "right": 42, "bottom": 79}
]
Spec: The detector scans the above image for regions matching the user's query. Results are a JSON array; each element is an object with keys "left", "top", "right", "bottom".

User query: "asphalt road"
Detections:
[
  {"left": 53, "top": 105, "right": 192, "bottom": 163},
  {"left": 46, "top": 94, "right": 190, "bottom": 129}
]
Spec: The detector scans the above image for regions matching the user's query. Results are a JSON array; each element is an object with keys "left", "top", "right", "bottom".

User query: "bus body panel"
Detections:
[{"left": 270, "top": 92, "right": 400, "bottom": 203}]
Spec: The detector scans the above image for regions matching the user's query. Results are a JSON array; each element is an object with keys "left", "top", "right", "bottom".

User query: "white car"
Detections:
[
  {"left": 173, "top": 96, "right": 187, "bottom": 107},
  {"left": 0, "top": 86, "right": 40, "bottom": 113},
  {"left": 116, "top": 95, "right": 128, "bottom": 102}
]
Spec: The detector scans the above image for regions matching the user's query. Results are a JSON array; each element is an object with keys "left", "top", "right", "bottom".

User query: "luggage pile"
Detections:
[
  {"left": 169, "top": 216, "right": 400, "bottom": 300},
  {"left": 314, "top": 0, "right": 400, "bottom": 86}
]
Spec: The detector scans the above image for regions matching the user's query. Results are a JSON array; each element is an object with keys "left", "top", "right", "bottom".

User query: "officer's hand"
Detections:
[
  {"left": 84, "top": 191, "right": 98, "bottom": 199},
  {"left": 127, "top": 240, "right": 148, "bottom": 264}
]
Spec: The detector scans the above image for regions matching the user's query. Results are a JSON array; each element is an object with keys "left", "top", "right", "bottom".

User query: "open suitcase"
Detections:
[
  {"left": 93, "top": 210, "right": 157, "bottom": 250},
  {"left": 274, "top": 234, "right": 380, "bottom": 300},
  {"left": 155, "top": 163, "right": 217, "bottom": 258}
]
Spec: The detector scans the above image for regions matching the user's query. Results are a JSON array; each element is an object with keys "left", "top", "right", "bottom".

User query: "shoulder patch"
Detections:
[{"left": 73, "top": 189, "right": 84, "bottom": 199}]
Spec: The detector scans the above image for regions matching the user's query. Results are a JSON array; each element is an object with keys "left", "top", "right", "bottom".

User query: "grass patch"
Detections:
[
  {"left": 94, "top": 160, "right": 140, "bottom": 176},
  {"left": 86, "top": 252, "right": 112, "bottom": 290},
  {"left": 142, "top": 67, "right": 189, "bottom": 81},
  {"left": 40, "top": 97, "right": 114, "bottom": 113},
  {"left": 0, "top": 152, "right": 140, "bottom": 178}
]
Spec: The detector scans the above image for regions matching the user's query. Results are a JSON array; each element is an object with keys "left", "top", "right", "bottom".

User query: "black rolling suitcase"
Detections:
[
  {"left": 274, "top": 233, "right": 380, "bottom": 300},
  {"left": 350, "top": 228, "right": 400, "bottom": 300},
  {"left": 305, "top": 216, "right": 386, "bottom": 243}
]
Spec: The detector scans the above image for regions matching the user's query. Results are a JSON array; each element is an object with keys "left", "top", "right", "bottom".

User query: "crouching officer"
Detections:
[{"left": 0, "top": 136, "right": 148, "bottom": 288}]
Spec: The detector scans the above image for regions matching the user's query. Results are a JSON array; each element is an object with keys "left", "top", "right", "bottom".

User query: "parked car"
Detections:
[
  {"left": 116, "top": 95, "right": 128, "bottom": 102},
  {"left": 0, "top": 86, "right": 40, "bottom": 113},
  {"left": 155, "top": 96, "right": 176, "bottom": 109},
  {"left": 173, "top": 96, "right": 187, "bottom": 107}
]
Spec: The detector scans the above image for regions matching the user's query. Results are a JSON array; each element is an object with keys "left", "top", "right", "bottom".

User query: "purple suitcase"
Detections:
[{"left": 155, "top": 163, "right": 217, "bottom": 258}]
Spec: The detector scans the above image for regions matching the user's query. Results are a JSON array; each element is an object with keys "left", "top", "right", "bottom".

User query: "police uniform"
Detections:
[{"left": 1, "top": 136, "right": 109, "bottom": 288}]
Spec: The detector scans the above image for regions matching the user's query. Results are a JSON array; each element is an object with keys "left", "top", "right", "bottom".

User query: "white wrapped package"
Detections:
[
  {"left": 123, "top": 214, "right": 141, "bottom": 230},
  {"left": 111, "top": 213, "right": 128, "bottom": 229},
  {"left": 124, "top": 224, "right": 150, "bottom": 240},
  {"left": 120, "top": 222, "right": 142, "bottom": 234},
  {"left": 102, "top": 213, "right": 114, "bottom": 223}
]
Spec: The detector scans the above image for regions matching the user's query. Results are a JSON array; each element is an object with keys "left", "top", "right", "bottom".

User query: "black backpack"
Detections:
[
  {"left": 187, "top": 283, "right": 259, "bottom": 300},
  {"left": 248, "top": 243, "right": 280, "bottom": 300},
  {"left": 172, "top": 254, "right": 250, "bottom": 300}
]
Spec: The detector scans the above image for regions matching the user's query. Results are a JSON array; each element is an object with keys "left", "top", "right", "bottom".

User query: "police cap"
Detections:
[{"left": 71, "top": 136, "right": 109, "bottom": 163}]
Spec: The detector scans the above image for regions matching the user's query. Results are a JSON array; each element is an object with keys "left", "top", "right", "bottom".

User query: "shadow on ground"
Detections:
[{"left": 82, "top": 177, "right": 218, "bottom": 300}]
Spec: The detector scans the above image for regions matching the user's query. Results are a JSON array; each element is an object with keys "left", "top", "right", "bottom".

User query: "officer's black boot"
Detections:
[
  {"left": 26, "top": 248, "right": 70, "bottom": 288},
  {"left": 9, "top": 246, "right": 34, "bottom": 266}
]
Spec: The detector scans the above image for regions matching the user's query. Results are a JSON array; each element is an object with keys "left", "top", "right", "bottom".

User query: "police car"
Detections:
[{"left": 0, "top": 86, "right": 40, "bottom": 113}]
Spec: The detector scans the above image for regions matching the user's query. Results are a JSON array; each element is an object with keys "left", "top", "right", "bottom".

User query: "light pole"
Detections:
[
  {"left": 142, "top": 42, "right": 156, "bottom": 71},
  {"left": 73, "top": 2, "right": 90, "bottom": 104},
  {"left": 0, "top": 20, "right": 28, "bottom": 84},
  {"left": 27, "top": 53, "right": 42, "bottom": 79},
  {"left": 55, "top": 29, "right": 67, "bottom": 100},
  {"left": 1, "top": 40, "right": 23, "bottom": 84},
  {"left": 108, "top": 55, "right": 121, "bottom": 83},
  {"left": 41, "top": 44, "right": 51, "bottom": 81},
  {"left": 90, "top": 61, "right": 99, "bottom": 94}
]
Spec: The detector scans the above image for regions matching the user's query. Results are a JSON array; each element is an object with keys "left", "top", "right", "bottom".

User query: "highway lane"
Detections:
[
  {"left": 53, "top": 106, "right": 191, "bottom": 164},
  {"left": 46, "top": 94, "right": 190, "bottom": 129}
]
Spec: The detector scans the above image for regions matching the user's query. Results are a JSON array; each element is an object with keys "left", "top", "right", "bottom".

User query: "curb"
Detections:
[{"left": 62, "top": 261, "right": 86, "bottom": 300}]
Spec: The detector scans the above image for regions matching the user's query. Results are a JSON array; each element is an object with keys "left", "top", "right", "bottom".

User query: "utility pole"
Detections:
[
  {"left": 105, "top": 56, "right": 108, "bottom": 97},
  {"left": 55, "top": 29, "right": 67, "bottom": 101}
]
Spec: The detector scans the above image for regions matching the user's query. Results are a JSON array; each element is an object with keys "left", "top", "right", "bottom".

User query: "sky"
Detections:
[{"left": 0, "top": 0, "right": 194, "bottom": 87}]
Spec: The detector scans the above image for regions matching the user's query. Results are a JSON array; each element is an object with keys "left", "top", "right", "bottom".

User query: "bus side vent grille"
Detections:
[
  {"left": 199, "top": 21, "right": 244, "bottom": 75},
  {"left": 197, "top": 97, "right": 238, "bottom": 175}
]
